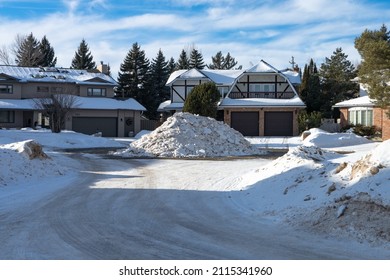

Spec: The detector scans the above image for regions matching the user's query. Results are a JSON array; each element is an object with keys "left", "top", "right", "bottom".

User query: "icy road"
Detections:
[{"left": 0, "top": 153, "right": 386, "bottom": 259}]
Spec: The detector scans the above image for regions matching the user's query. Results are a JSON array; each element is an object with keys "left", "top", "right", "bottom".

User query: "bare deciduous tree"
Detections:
[
  {"left": 34, "top": 85, "right": 79, "bottom": 133},
  {"left": 0, "top": 45, "right": 12, "bottom": 65}
]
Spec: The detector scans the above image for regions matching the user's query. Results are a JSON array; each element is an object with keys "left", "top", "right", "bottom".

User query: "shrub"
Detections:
[
  {"left": 297, "top": 110, "right": 322, "bottom": 133},
  {"left": 347, "top": 124, "right": 378, "bottom": 137},
  {"left": 182, "top": 82, "right": 220, "bottom": 118}
]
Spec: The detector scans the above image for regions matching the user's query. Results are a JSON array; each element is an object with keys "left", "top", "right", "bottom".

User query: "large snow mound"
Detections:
[
  {"left": 303, "top": 128, "right": 370, "bottom": 148},
  {"left": 117, "top": 112, "right": 263, "bottom": 158},
  {"left": 0, "top": 140, "right": 69, "bottom": 187}
]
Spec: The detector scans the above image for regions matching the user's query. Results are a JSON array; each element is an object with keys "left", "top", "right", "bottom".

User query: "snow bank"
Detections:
[
  {"left": 235, "top": 140, "right": 390, "bottom": 246},
  {"left": 0, "top": 129, "right": 124, "bottom": 149},
  {"left": 117, "top": 112, "right": 263, "bottom": 158},
  {"left": 0, "top": 140, "right": 69, "bottom": 187},
  {"left": 303, "top": 128, "right": 370, "bottom": 148},
  {"left": 370, "top": 139, "right": 390, "bottom": 166}
]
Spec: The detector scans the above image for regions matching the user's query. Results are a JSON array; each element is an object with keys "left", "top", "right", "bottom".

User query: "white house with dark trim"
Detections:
[
  {"left": 0, "top": 65, "right": 146, "bottom": 137},
  {"left": 159, "top": 60, "right": 305, "bottom": 136}
]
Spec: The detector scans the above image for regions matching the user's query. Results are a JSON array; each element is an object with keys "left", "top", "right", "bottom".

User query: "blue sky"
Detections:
[{"left": 0, "top": 0, "right": 389, "bottom": 77}]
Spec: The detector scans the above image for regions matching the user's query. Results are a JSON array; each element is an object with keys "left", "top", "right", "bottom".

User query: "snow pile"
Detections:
[
  {"left": 303, "top": 128, "right": 370, "bottom": 148},
  {"left": 235, "top": 140, "right": 390, "bottom": 246},
  {"left": 117, "top": 112, "right": 262, "bottom": 158},
  {"left": 0, "top": 129, "right": 124, "bottom": 149},
  {"left": 0, "top": 140, "right": 69, "bottom": 187}
]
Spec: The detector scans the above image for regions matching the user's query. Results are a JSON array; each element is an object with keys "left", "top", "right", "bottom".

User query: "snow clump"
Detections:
[
  {"left": 303, "top": 128, "right": 370, "bottom": 148},
  {"left": 117, "top": 112, "right": 263, "bottom": 158}
]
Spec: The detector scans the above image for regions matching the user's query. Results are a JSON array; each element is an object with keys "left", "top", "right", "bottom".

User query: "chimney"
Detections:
[{"left": 97, "top": 61, "right": 109, "bottom": 75}]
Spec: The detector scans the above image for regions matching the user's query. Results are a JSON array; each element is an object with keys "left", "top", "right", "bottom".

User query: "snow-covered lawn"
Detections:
[{"left": 0, "top": 124, "right": 389, "bottom": 259}]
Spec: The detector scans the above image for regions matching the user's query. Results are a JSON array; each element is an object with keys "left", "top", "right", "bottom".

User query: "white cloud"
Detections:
[{"left": 0, "top": 0, "right": 388, "bottom": 77}]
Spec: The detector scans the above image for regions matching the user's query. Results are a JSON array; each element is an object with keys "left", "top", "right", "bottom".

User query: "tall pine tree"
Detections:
[
  {"left": 38, "top": 35, "right": 57, "bottom": 67},
  {"left": 299, "top": 59, "right": 322, "bottom": 113},
  {"left": 71, "top": 39, "right": 96, "bottom": 70},
  {"left": 209, "top": 51, "right": 224, "bottom": 69},
  {"left": 189, "top": 48, "right": 205, "bottom": 69},
  {"left": 14, "top": 33, "right": 42, "bottom": 67},
  {"left": 223, "top": 52, "right": 238, "bottom": 69},
  {"left": 116, "top": 43, "right": 152, "bottom": 115},
  {"left": 147, "top": 49, "right": 170, "bottom": 118},
  {"left": 167, "top": 57, "right": 176, "bottom": 74},
  {"left": 176, "top": 49, "right": 189, "bottom": 70},
  {"left": 319, "top": 48, "right": 358, "bottom": 117},
  {"left": 355, "top": 24, "right": 390, "bottom": 110}
]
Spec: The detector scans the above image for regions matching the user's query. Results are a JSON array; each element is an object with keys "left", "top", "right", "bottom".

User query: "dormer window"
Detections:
[
  {"left": 88, "top": 88, "right": 106, "bottom": 97},
  {"left": 0, "top": 84, "right": 13, "bottom": 94}
]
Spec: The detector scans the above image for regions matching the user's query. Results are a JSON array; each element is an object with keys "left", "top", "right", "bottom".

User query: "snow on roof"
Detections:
[
  {"left": 165, "top": 59, "right": 301, "bottom": 86},
  {"left": 75, "top": 96, "right": 146, "bottom": 111},
  {"left": 219, "top": 96, "right": 306, "bottom": 108},
  {"left": 0, "top": 99, "right": 35, "bottom": 110},
  {"left": 333, "top": 96, "right": 375, "bottom": 108},
  {"left": 0, "top": 65, "right": 117, "bottom": 85},
  {"left": 201, "top": 69, "right": 242, "bottom": 85},
  {"left": 158, "top": 100, "right": 184, "bottom": 111},
  {"left": 0, "top": 96, "right": 146, "bottom": 111},
  {"left": 245, "top": 60, "right": 278, "bottom": 73}
]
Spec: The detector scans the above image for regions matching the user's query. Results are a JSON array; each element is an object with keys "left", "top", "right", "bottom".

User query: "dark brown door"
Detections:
[
  {"left": 231, "top": 112, "right": 259, "bottom": 136},
  {"left": 264, "top": 112, "right": 293, "bottom": 136}
]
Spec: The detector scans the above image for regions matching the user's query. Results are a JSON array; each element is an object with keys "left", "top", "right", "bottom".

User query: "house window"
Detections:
[
  {"left": 348, "top": 107, "right": 373, "bottom": 126},
  {"left": 87, "top": 88, "right": 106, "bottom": 97},
  {"left": 37, "top": 86, "right": 49, "bottom": 93},
  {"left": 0, "top": 111, "right": 15, "bottom": 123},
  {"left": 0, "top": 84, "right": 13, "bottom": 94},
  {"left": 249, "top": 84, "right": 275, "bottom": 92},
  {"left": 51, "top": 86, "right": 63, "bottom": 93}
]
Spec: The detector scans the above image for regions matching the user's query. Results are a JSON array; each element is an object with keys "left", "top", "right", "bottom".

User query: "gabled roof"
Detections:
[
  {"left": 166, "top": 59, "right": 301, "bottom": 87},
  {"left": 245, "top": 59, "right": 279, "bottom": 73},
  {"left": 0, "top": 65, "right": 117, "bottom": 86}
]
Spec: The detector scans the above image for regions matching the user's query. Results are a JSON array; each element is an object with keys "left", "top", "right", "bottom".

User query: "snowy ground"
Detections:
[{"left": 0, "top": 126, "right": 389, "bottom": 259}]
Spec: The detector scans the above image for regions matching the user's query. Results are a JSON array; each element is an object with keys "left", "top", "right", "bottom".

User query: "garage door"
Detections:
[
  {"left": 264, "top": 112, "right": 293, "bottom": 136},
  {"left": 72, "top": 117, "right": 117, "bottom": 137},
  {"left": 231, "top": 112, "right": 259, "bottom": 136}
]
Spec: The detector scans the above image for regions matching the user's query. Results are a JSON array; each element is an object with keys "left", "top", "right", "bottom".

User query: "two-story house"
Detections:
[
  {"left": 159, "top": 60, "right": 305, "bottom": 136},
  {"left": 0, "top": 64, "right": 145, "bottom": 137}
]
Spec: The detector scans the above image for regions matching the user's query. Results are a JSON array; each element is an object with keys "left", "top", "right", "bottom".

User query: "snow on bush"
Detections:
[
  {"left": 116, "top": 112, "right": 263, "bottom": 158},
  {"left": 303, "top": 128, "right": 370, "bottom": 148}
]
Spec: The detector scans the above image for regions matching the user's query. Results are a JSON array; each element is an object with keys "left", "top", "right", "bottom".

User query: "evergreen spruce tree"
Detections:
[
  {"left": 299, "top": 59, "right": 322, "bottom": 113},
  {"left": 355, "top": 24, "right": 390, "bottom": 110},
  {"left": 176, "top": 49, "right": 189, "bottom": 70},
  {"left": 71, "top": 39, "right": 96, "bottom": 70},
  {"left": 15, "top": 33, "right": 42, "bottom": 67},
  {"left": 182, "top": 82, "right": 220, "bottom": 118},
  {"left": 209, "top": 51, "right": 224, "bottom": 69},
  {"left": 147, "top": 49, "right": 170, "bottom": 118},
  {"left": 319, "top": 48, "right": 358, "bottom": 117},
  {"left": 117, "top": 43, "right": 152, "bottom": 115},
  {"left": 222, "top": 52, "right": 238, "bottom": 69},
  {"left": 189, "top": 48, "right": 205, "bottom": 69},
  {"left": 167, "top": 57, "right": 176, "bottom": 74},
  {"left": 38, "top": 35, "right": 57, "bottom": 67}
]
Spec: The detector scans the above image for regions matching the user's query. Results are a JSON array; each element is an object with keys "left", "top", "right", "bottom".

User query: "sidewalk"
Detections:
[{"left": 245, "top": 136, "right": 302, "bottom": 150}]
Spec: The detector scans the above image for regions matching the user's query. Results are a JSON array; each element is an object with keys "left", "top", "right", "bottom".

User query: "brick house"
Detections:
[
  {"left": 0, "top": 64, "right": 146, "bottom": 137},
  {"left": 333, "top": 85, "right": 390, "bottom": 140},
  {"left": 159, "top": 60, "right": 305, "bottom": 136}
]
